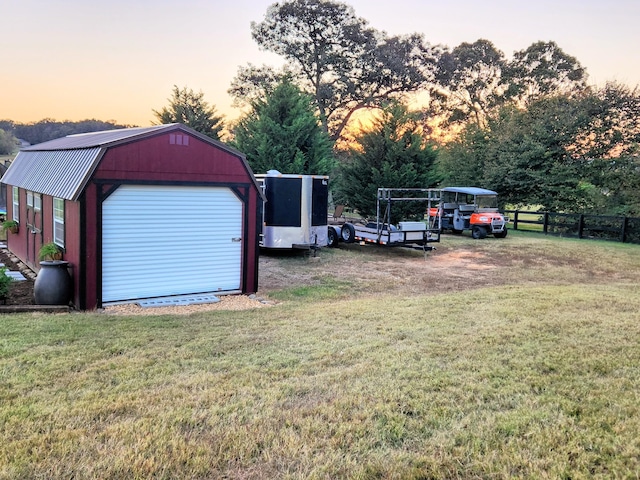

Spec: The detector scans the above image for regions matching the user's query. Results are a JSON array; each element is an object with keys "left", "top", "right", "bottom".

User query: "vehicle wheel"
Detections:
[
  {"left": 494, "top": 228, "right": 508, "bottom": 238},
  {"left": 327, "top": 226, "right": 339, "bottom": 247},
  {"left": 341, "top": 223, "right": 356, "bottom": 243},
  {"left": 471, "top": 225, "right": 487, "bottom": 239}
]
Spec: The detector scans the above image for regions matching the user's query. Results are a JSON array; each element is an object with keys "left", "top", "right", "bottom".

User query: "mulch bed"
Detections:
[{"left": 0, "top": 249, "right": 35, "bottom": 305}]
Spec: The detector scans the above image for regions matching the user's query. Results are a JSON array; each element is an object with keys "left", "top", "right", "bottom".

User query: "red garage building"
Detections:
[{"left": 1, "top": 124, "right": 264, "bottom": 310}]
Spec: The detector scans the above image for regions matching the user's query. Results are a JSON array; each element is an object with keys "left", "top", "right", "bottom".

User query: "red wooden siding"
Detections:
[
  {"left": 5, "top": 127, "right": 261, "bottom": 310},
  {"left": 82, "top": 131, "right": 260, "bottom": 310},
  {"left": 93, "top": 133, "right": 252, "bottom": 184}
]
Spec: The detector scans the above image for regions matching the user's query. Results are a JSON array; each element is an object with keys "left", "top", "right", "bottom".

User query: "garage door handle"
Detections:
[{"left": 232, "top": 237, "right": 242, "bottom": 242}]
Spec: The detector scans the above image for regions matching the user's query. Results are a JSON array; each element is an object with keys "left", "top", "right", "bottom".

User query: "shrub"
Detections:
[{"left": 0, "top": 267, "right": 13, "bottom": 299}]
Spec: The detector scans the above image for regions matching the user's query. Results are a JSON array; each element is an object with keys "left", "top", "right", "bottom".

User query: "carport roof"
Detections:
[{"left": 1, "top": 124, "right": 255, "bottom": 202}]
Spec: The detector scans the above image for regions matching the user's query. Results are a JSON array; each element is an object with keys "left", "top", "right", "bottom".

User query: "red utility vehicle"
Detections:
[{"left": 437, "top": 187, "right": 508, "bottom": 239}]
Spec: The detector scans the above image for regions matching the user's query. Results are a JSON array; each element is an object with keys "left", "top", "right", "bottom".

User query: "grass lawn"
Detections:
[{"left": 1, "top": 233, "right": 640, "bottom": 479}]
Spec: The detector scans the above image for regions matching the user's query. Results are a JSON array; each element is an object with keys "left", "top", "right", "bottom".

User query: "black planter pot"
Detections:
[{"left": 34, "top": 261, "right": 72, "bottom": 305}]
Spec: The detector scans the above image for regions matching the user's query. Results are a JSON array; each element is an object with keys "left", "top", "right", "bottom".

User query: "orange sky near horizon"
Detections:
[{"left": 3, "top": 0, "right": 639, "bottom": 127}]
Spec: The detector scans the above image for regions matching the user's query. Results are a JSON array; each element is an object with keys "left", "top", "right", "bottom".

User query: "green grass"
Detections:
[
  {"left": 268, "top": 277, "right": 354, "bottom": 302},
  {"left": 1, "top": 236, "right": 640, "bottom": 479}
]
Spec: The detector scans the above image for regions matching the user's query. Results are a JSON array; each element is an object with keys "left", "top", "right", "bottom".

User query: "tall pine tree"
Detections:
[
  {"left": 232, "top": 78, "right": 335, "bottom": 175},
  {"left": 153, "top": 86, "right": 224, "bottom": 140},
  {"left": 336, "top": 103, "right": 439, "bottom": 222}
]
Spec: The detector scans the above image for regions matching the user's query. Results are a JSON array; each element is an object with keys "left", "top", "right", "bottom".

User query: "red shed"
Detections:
[{"left": 1, "top": 124, "right": 264, "bottom": 310}]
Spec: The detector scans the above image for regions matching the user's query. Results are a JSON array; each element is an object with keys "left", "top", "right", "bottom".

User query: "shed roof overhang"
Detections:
[{"left": 1, "top": 147, "right": 103, "bottom": 201}]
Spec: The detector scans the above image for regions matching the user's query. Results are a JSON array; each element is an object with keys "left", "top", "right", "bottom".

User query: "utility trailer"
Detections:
[{"left": 329, "top": 188, "right": 441, "bottom": 251}]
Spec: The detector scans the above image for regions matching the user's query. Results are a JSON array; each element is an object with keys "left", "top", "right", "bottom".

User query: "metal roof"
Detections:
[
  {"left": 21, "top": 124, "right": 175, "bottom": 151},
  {"left": 2, "top": 148, "right": 103, "bottom": 200},
  {"left": 441, "top": 186, "right": 498, "bottom": 196},
  {"left": 1, "top": 124, "right": 258, "bottom": 202}
]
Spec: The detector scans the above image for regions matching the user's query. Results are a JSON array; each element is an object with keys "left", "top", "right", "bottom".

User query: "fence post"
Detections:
[
  {"left": 513, "top": 211, "right": 519, "bottom": 230},
  {"left": 543, "top": 212, "right": 549, "bottom": 234},
  {"left": 578, "top": 214, "right": 585, "bottom": 239},
  {"left": 620, "top": 216, "right": 629, "bottom": 243}
]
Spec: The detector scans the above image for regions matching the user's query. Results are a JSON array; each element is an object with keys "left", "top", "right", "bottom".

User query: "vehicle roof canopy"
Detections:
[{"left": 442, "top": 186, "right": 497, "bottom": 196}]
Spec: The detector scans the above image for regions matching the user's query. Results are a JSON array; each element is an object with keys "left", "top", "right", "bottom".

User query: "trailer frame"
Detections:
[{"left": 330, "top": 188, "right": 442, "bottom": 251}]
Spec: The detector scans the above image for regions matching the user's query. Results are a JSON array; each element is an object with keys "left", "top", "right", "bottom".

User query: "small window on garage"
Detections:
[
  {"left": 12, "top": 187, "right": 19, "bottom": 222},
  {"left": 53, "top": 197, "right": 65, "bottom": 247}
]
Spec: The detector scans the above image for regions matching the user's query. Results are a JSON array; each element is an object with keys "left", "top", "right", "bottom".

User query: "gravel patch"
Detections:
[{"left": 102, "top": 294, "right": 276, "bottom": 316}]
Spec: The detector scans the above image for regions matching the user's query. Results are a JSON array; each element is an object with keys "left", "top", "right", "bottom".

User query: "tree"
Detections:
[
  {"left": 435, "top": 122, "right": 489, "bottom": 187},
  {"left": 153, "top": 86, "right": 224, "bottom": 140},
  {"left": 582, "top": 156, "right": 640, "bottom": 215},
  {"left": 0, "top": 121, "right": 15, "bottom": 133},
  {"left": 581, "top": 82, "right": 640, "bottom": 159},
  {"left": 432, "top": 39, "right": 508, "bottom": 128},
  {"left": 438, "top": 85, "right": 640, "bottom": 213},
  {"left": 230, "top": 0, "right": 439, "bottom": 141},
  {"left": 11, "top": 119, "right": 132, "bottom": 145},
  {"left": 232, "top": 78, "right": 335, "bottom": 175},
  {"left": 505, "top": 41, "right": 588, "bottom": 105},
  {"left": 484, "top": 97, "right": 594, "bottom": 210},
  {"left": 576, "top": 82, "right": 640, "bottom": 215},
  {"left": 335, "top": 103, "right": 439, "bottom": 222},
  {"left": 429, "top": 39, "right": 588, "bottom": 133},
  {"left": 0, "top": 129, "right": 18, "bottom": 155}
]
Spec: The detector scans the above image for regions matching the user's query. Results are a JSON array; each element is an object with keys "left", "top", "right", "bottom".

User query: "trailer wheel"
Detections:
[
  {"left": 472, "top": 225, "right": 487, "bottom": 239},
  {"left": 341, "top": 223, "right": 356, "bottom": 243},
  {"left": 327, "top": 226, "right": 339, "bottom": 247},
  {"left": 494, "top": 228, "right": 508, "bottom": 238}
]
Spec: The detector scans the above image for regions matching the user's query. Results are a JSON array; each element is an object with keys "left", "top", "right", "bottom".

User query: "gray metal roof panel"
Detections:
[
  {"left": 22, "top": 124, "right": 177, "bottom": 151},
  {"left": 1, "top": 148, "right": 103, "bottom": 200},
  {"left": 2, "top": 125, "right": 182, "bottom": 201}
]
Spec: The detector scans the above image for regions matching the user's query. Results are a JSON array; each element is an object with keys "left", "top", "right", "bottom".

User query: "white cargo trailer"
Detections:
[{"left": 256, "top": 171, "right": 329, "bottom": 250}]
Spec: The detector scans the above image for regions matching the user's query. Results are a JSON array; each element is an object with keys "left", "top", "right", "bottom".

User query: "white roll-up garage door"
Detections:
[{"left": 102, "top": 185, "right": 243, "bottom": 303}]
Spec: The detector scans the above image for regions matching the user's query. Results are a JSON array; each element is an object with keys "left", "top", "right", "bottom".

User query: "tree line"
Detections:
[
  {"left": 2, "top": 0, "right": 638, "bottom": 216},
  {"left": 0, "top": 119, "right": 132, "bottom": 153},
  {"left": 225, "top": 0, "right": 640, "bottom": 216}
]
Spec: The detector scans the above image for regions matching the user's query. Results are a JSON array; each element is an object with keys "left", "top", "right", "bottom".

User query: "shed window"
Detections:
[
  {"left": 53, "top": 198, "right": 65, "bottom": 247},
  {"left": 27, "top": 191, "right": 41, "bottom": 211},
  {"left": 12, "top": 187, "right": 19, "bottom": 222}
]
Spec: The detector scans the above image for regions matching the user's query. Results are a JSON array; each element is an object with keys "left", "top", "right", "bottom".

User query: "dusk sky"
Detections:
[{"left": 4, "top": 0, "right": 639, "bottom": 126}]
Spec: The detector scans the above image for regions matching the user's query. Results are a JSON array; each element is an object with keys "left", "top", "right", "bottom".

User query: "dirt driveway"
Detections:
[
  {"left": 257, "top": 230, "right": 638, "bottom": 299},
  {"left": 257, "top": 237, "right": 512, "bottom": 297}
]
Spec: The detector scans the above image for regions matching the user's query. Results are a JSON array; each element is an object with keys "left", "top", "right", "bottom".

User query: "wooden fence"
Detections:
[{"left": 504, "top": 210, "right": 640, "bottom": 244}]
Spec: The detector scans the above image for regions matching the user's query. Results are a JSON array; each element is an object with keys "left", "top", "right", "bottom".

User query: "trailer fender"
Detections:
[{"left": 327, "top": 226, "right": 340, "bottom": 247}]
